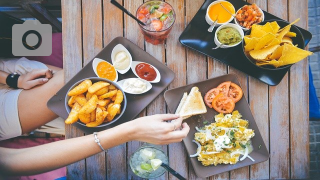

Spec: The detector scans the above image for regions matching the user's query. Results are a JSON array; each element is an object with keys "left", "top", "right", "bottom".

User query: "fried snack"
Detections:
[
  {"left": 75, "top": 94, "right": 87, "bottom": 106},
  {"left": 99, "top": 90, "right": 117, "bottom": 99},
  {"left": 86, "top": 107, "right": 108, "bottom": 127},
  {"left": 86, "top": 92, "right": 93, "bottom": 100},
  {"left": 109, "top": 84, "right": 116, "bottom": 90},
  {"left": 65, "top": 102, "right": 82, "bottom": 124},
  {"left": 88, "top": 81, "right": 110, "bottom": 94},
  {"left": 68, "top": 79, "right": 92, "bottom": 96},
  {"left": 68, "top": 95, "right": 77, "bottom": 108},
  {"left": 90, "top": 109, "right": 96, "bottom": 122},
  {"left": 79, "top": 113, "right": 91, "bottom": 124},
  {"left": 79, "top": 95, "right": 98, "bottom": 114},
  {"left": 106, "top": 104, "right": 121, "bottom": 122},
  {"left": 114, "top": 90, "right": 124, "bottom": 104},
  {"left": 97, "top": 99, "right": 110, "bottom": 107},
  {"left": 95, "top": 87, "right": 109, "bottom": 96}
]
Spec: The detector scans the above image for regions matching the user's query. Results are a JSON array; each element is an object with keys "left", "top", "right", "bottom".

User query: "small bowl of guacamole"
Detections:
[{"left": 214, "top": 23, "right": 244, "bottom": 49}]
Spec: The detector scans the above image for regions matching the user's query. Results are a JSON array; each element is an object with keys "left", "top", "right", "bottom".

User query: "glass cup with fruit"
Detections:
[
  {"left": 129, "top": 144, "right": 168, "bottom": 179},
  {"left": 136, "top": 1, "right": 175, "bottom": 45}
]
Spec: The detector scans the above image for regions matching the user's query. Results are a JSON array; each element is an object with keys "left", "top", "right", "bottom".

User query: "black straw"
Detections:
[
  {"left": 110, "top": 0, "right": 146, "bottom": 26},
  {"left": 161, "top": 163, "right": 186, "bottom": 180}
]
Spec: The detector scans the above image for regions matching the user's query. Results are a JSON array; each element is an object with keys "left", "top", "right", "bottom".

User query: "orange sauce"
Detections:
[
  {"left": 97, "top": 61, "right": 116, "bottom": 81},
  {"left": 208, "top": 1, "right": 235, "bottom": 23}
]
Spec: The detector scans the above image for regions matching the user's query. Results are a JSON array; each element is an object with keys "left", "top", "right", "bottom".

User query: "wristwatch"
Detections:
[{"left": 6, "top": 73, "right": 20, "bottom": 89}]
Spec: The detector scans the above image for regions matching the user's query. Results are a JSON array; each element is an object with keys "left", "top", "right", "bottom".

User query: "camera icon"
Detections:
[{"left": 12, "top": 20, "right": 52, "bottom": 56}]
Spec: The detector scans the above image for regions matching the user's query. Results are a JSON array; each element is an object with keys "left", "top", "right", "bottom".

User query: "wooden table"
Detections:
[{"left": 61, "top": 0, "right": 309, "bottom": 179}]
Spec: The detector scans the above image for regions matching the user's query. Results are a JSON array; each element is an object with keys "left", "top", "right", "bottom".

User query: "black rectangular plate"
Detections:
[
  {"left": 179, "top": 0, "right": 312, "bottom": 86},
  {"left": 47, "top": 37, "right": 175, "bottom": 134},
  {"left": 164, "top": 74, "right": 269, "bottom": 178}
]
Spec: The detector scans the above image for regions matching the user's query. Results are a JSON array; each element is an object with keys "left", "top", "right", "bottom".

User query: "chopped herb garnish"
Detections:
[
  {"left": 203, "top": 121, "right": 209, "bottom": 125},
  {"left": 230, "top": 130, "right": 235, "bottom": 137},
  {"left": 226, "top": 150, "right": 231, "bottom": 153},
  {"left": 233, "top": 143, "right": 236, "bottom": 147},
  {"left": 240, "top": 143, "right": 246, "bottom": 149}
]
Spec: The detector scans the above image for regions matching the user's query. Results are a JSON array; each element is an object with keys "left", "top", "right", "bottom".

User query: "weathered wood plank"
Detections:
[
  {"left": 245, "top": 0, "right": 270, "bottom": 179},
  {"left": 288, "top": 0, "right": 309, "bottom": 178},
  {"left": 61, "top": 0, "right": 86, "bottom": 179},
  {"left": 123, "top": 0, "right": 145, "bottom": 179},
  {"left": 268, "top": 1, "right": 290, "bottom": 179},
  {"left": 165, "top": 0, "right": 189, "bottom": 179},
  {"left": 102, "top": 0, "right": 127, "bottom": 179},
  {"left": 81, "top": 0, "right": 105, "bottom": 179}
]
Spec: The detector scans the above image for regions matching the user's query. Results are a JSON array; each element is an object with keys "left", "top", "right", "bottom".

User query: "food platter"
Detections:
[
  {"left": 47, "top": 37, "right": 175, "bottom": 134},
  {"left": 179, "top": 0, "right": 312, "bottom": 86},
  {"left": 164, "top": 74, "right": 269, "bottom": 178}
]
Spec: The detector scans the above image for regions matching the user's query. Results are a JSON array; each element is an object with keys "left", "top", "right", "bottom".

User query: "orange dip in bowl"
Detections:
[
  {"left": 208, "top": 1, "right": 235, "bottom": 23},
  {"left": 96, "top": 61, "right": 117, "bottom": 81}
]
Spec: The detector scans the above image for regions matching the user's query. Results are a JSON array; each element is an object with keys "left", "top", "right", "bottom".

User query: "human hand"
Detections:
[
  {"left": 18, "top": 69, "right": 53, "bottom": 90},
  {"left": 129, "top": 114, "right": 190, "bottom": 145}
]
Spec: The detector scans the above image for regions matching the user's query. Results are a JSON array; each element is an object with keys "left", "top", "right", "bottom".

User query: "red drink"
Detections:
[{"left": 136, "top": 1, "right": 175, "bottom": 45}]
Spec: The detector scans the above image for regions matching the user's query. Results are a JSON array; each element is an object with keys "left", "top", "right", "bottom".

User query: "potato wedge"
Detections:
[
  {"left": 90, "top": 109, "right": 96, "bottom": 122},
  {"left": 86, "top": 107, "right": 108, "bottom": 127},
  {"left": 97, "top": 99, "right": 110, "bottom": 107},
  {"left": 65, "top": 102, "right": 81, "bottom": 124},
  {"left": 68, "top": 79, "right": 92, "bottom": 96},
  {"left": 99, "top": 90, "right": 117, "bottom": 99},
  {"left": 106, "top": 104, "right": 120, "bottom": 121},
  {"left": 109, "top": 84, "right": 116, "bottom": 90},
  {"left": 95, "top": 87, "right": 109, "bottom": 96},
  {"left": 88, "top": 81, "right": 110, "bottom": 94},
  {"left": 79, "top": 95, "right": 98, "bottom": 114},
  {"left": 86, "top": 92, "right": 93, "bottom": 100},
  {"left": 68, "top": 95, "right": 77, "bottom": 107},
  {"left": 111, "top": 95, "right": 116, "bottom": 101},
  {"left": 75, "top": 94, "right": 87, "bottom": 106},
  {"left": 79, "top": 112, "right": 91, "bottom": 124},
  {"left": 114, "top": 90, "right": 124, "bottom": 104}
]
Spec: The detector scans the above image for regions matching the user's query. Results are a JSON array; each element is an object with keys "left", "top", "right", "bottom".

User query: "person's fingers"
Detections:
[
  {"left": 170, "top": 122, "right": 190, "bottom": 138},
  {"left": 155, "top": 114, "right": 180, "bottom": 121},
  {"left": 45, "top": 69, "right": 53, "bottom": 79},
  {"left": 171, "top": 117, "right": 183, "bottom": 129},
  {"left": 26, "top": 78, "right": 49, "bottom": 89},
  {"left": 28, "top": 69, "right": 51, "bottom": 80}
]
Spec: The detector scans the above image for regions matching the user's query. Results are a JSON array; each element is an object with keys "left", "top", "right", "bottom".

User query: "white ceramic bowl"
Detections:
[
  {"left": 234, "top": 5, "right": 265, "bottom": 31},
  {"left": 117, "top": 78, "right": 152, "bottom": 95},
  {"left": 131, "top": 61, "right": 161, "bottom": 83},
  {"left": 111, "top": 44, "right": 132, "bottom": 74},
  {"left": 92, "top": 58, "right": 118, "bottom": 82},
  {"left": 205, "top": 0, "right": 235, "bottom": 27},
  {"left": 214, "top": 23, "right": 244, "bottom": 48}
]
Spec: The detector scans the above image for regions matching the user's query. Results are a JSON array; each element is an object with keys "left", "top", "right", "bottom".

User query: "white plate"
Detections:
[
  {"left": 117, "top": 78, "right": 152, "bottom": 95},
  {"left": 111, "top": 44, "right": 132, "bottom": 74},
  {"left": 92, "top": 58, "right": 118, "bottom": 82},
  {"left": 234, "top": 5, "right": 265, "bottom": 31},
  {"left": 131, "top": 61, "right": 161, "bottom": 83}
]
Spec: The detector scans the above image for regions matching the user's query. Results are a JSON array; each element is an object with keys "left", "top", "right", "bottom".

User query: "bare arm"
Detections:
[
  {"left": 0, "top": 70, "right": 9, "bottom": 85},
  {"left": 0, "top": 114, "right": 190, "bottom": 176}
]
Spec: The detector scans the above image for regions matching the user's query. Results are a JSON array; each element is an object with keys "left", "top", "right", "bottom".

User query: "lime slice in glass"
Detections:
[
  {"left": 140, "top": 163, "right": 153, "bottom": 171},
  {"left": 151, "top": 159, "right": 162, "bottom": 170},
  {"left": 141, "top": 149, "right": 156, "bottom": 159}
]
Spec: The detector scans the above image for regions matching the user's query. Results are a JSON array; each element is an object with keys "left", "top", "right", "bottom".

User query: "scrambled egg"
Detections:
[{"left": 194, "top": 111, "right": 255, "bottom": 166}]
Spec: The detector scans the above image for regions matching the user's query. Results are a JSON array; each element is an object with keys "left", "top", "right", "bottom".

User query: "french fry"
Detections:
[
  {"left": 79, "top": 112, "right": 91, "bottom": 124},
  {"left": 117, "top": 108, "right": 121, "bottom": 115},
  {"left": 107, "top": 103, "right": 114, "bottom": 110},
  {"left": 88, "top": 81, "right": 110, "bottom": 94},
  {"left": 86, "top": 92, "right": 93, "bottom": 100},
  {"left": 111, "top": 95, "right": 116, "bottom": 101},
  {"left": 75, "top": 94, "right": 87, "bottom": 106},
  {"left": 97, "top": 99, "right": 109, "bottom": 107},
  {"left": 95, "top": 87, "right": 109, "bottom": 96},
  {"left": 79, "top": 95, "right": 98, "bottom": 114},
  {"left": 68, "top": 79, "right": 92, "bottom": 96},
  {"left": 99, "top": 90, "right": 117, "bottom": 99},
  {"left": 90, "top": 109, "right": 96, "bottom": 122},
  {"left": 68, "top": 95, "right": 77, "bottom": 107},
  {"left": 106, "top": 104, "right": 120, "bottom": 121},
  {"left": 86, "top": 107, "right": 108, "bottom": 127},
  {"left": 98, "top": 105, "right": 106, "bottom": 111},
  {"left": 65, "top": 102, "right": 81, "bottom": 124},
  {"left": 114, "top": 90, "right": 124, "bottom": 104},
  {"left": 109, "top": 85, "right": 116, "bottom": 90}
]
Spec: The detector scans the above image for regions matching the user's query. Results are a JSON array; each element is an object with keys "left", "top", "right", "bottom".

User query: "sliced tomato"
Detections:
[
  {"left": 137, "top": 13, "right": 145, "bottom": 21},
  {"left": 139, "top": 8, "right": 149, "bottom": 15},
  {"left": 228, "top": 83, "right": 243, "bottom": 103},
  {"left": 204, "top": 88, "right": 220, "bottom": 108},
  {"left": 217, "top": 81, "right": 231, "bottom": 97},
  {"left": 160, "top": 5, "right": 172, "bottom": 14},
  {"left": 151, "top": 20, "right": 163, "bottom": 31},
  {"left": 212, "top": 93, "right": 235, "bottom": 113}
]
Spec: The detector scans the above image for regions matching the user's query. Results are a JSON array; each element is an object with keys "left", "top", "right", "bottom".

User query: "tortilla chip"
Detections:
[
  {"left": 281, "top": 36, "right": 293, "bottom": 44},
  {"left": 278, "top": 18, "right": 300, "bottom": 32},
  {"left": 262, "top": 22, "right": 275, "bottom": 34},
  {"left": 270, "top": 21, "right": 280, "bottom": 33},
  {"left": 265, "top": 38, "right": 281, "bottom": 48},
  {"left": 250, "top": 45, "right": 280, "bottom": 60},
  {"left": 244, "top": 37, "right": 259, "bottom": 52},
  {"left": 256, "top": 59, "right": 283, "bottom": 68},
  {"left": 269, "top": 46, "right": 284, "bottom": 59},
  {"left": 251, "top": 24, "right": 266, "bottom": 38},
  {"left": 244, "top": 36, "right": 252, "bottom": 45},
  {"left": 285, "top": 31, "right": 296, "bottom": 37},
  {"left": 278, "top": 44, "right": 313, "bottom": 65},
  {"left": 254, "top": 33, "right": 276, "bottom": 50},
  {"left": 277, "top": 25, "right": 291, "bottom": 42}
]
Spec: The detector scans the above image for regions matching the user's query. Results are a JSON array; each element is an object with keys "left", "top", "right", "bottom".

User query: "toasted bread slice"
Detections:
[
  {"left": 175, "top": 92, "right": 188, "bottom": 114},
  {"left": 179, "top": 87, "right": 207, "bottom": 117}
]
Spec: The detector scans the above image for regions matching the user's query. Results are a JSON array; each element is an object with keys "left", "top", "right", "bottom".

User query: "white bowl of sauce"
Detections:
[
  {"left": 92, "top": 58, "right": 118, "bottom": 82},
  {"left": 131, "top": 61, "right": 161, "bottom": 83},
  {"left": 117, "top": 78, "right": 152, "bottom": 95},
  {"left": 111, "top": 44, "right": 132, "bottom": 74}
]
